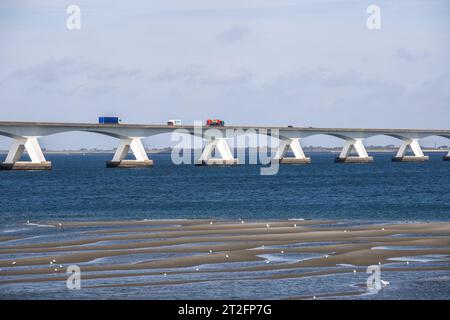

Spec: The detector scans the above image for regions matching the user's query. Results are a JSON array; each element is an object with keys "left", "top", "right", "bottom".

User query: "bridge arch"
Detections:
[{"left": 0, "top": 131, "right": 19, "bottom": 139}]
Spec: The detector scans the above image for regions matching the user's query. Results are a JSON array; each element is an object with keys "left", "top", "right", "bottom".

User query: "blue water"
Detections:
[
  {"left": 0, "top": 152, "right": 449, "bottom": 224},
  {"left": 2, "top": 152, "right": 449, "bottom": 300}
]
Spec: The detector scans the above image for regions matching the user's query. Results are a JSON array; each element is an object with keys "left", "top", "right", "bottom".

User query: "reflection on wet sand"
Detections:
[{"left": 1, "top": 219, "right": 449, "bottom": 299}]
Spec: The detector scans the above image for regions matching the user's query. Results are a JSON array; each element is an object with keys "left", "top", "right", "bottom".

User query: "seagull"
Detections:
[
  {"left": 378, "top": 261, "right": 382, "bottom": 265},
  {"left": 313, "top": 296, "right": 316, "bottom": 300},
  {"left": 262, "top": 245, "right": 265, "bottom": 249},
  {"left": 241, "top": 220, "right": 244, "bottom": 224},
  {"left": 381, "top": 228, "right": 385, "bottom": 231},
  {"left": 406, "top": 261, "right": 409, "bottom": 265},
  {"left": 281, "top": 250, "right": 284, "bottom": 254},
  {"left": 324, "top": 255, "right": 329, "bottom": 258},
  {"left": 266, "top": 224, "right": 270, "bottom": 228},
  {"left": 381, "top": 280, "right": 390, "bottom": 286},
  {"left": 52, "top": 259, "right": 56, "bottom": 263},
  {"left": 58, "top": 223, "right": 62, "bottom": 227},
  {"left": 210, "top": 221, "right": 213, "bottom": 225},
  {"left": 12, "top": 261, "right": 16, "bottom": 265},
  {"left": 26, "top": 220, "right": 30, "bottom": 224},
  {"left": 195, "top": 268, "right": 199, "bottom": 271},
  {"left": 225, "top": 254, "right": 229, "bottom": 258},
  {"left": 353, "top": 269, "right": 357, "bottom": 273},
  {"left": 50, "top": 261, "right": 53, "bottom": 265},
  {"left": 209, "top": 249, "right": 213, "bottom": 253},
  {"left": 59, "top": 265, "right": 63, "bottom": 268},
  {"left": 266, "top": 260, "right": 270, "bottom": 264},
  {"left": 163, "top": 273, "right": 167, "bottom": 277},
  {"left": 344, "top": 230, "right": 347, "bottom": 233},
  {"left": 54, "top": 268, "right": 58, "bottom": 272},
  {"left": 294, "top": 224, "right": 297, "bottom": 228}
]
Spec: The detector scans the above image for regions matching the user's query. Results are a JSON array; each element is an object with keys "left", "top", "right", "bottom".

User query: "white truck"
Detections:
[{"left": 167, "top": 119, "right": 182, "bottom": 126}]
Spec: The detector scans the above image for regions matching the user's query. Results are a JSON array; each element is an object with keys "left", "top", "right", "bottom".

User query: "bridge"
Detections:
[{"left": 0, "top": 121, "right": 449, "bottom": 170}]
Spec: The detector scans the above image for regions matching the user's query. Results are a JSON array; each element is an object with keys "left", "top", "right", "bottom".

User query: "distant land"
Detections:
[{"left": 0, "top": 145, "right": 448, "bottom": 154}]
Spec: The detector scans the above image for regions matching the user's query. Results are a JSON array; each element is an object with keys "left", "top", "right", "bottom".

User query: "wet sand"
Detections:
[{"left": 1, "top": 219, "right": 449, "bottom": 298}]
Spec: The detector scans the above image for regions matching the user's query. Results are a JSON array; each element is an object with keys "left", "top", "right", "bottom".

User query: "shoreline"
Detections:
[
  {"left": 1, "top": 219, "right": 449, "bottom": 299},
  {"left": 0, "top": 149, "right": 448, "bottom": 155}
]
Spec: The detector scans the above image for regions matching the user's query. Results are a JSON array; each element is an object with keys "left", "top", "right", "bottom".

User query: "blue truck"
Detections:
[{"left": 98, "top": 117, "right": 121, "bottom": 124}]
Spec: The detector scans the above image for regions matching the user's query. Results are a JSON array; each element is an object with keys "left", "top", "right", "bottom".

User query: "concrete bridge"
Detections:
[{"left": 0, "top": 121, "right": 449, "bottom": 170}]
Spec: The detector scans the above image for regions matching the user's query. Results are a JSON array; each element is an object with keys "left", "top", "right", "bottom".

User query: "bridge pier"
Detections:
[
  {"left": 392, "top": 139, "right": 428, "bottom": 162},
  {"left": 0, "top": 136, "right": 51, "bottom": 170},
  {"left": 195, "top": 138, "right": 238, "bottom": 165},
  {"left": 335, "top": 138, "right": 373, "bottom": 163},
  {"left": 272, "top": 138, "right": 310, "bottom": 164},
  {"left": 106, "top": 137, "right": 153, "bottom": 168}
]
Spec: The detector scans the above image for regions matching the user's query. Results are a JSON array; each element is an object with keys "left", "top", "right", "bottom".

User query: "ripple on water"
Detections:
[
  {"left": 388, "top": 255, "right": 450, "bottom": 263},
  {"left": 372, "top": 246, "right": 449, "bottom": 251}
]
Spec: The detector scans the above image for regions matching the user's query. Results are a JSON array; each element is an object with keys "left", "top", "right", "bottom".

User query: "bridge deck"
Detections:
[{"left": 0, "top": 121, "right": 449, "bottom": 135}]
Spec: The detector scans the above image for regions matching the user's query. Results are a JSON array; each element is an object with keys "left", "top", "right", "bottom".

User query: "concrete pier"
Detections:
[
  {"left": 392, "top": 156, "right": 429, "bottom": 162},
  {"left": 0, "top": 136, "right": 51, "bottom": 170},
  {"left": 392, "top": 139, "right": 428, "bottom": 162},
  {"left": 279, "top": 157, "right": 311, "bottom": 164},
  {"left": 335, "top": 156, "right": 374, "bottom": 163},
  {"left": 105, "top": 137, "right": 152, "bottom": 168},
  {"left": 335, "top": 139, "right": 373, "bottom": 163},
  {"left": 106, "top": 160, "right": 153, "bottom": 168},
  {"left": 0, "top": 161, "right": 52, "bottom": 170},
  {"left": 196, "top": 138, "right": 238, "bottom": 166},
  {"left": 273, "top": 138, "right": 310, "bottom": 164}
]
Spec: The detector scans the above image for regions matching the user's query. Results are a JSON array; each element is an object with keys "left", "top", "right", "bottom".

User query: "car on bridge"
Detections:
[{"left": 206, "top": 119, "right": 225, "bottom": 126}]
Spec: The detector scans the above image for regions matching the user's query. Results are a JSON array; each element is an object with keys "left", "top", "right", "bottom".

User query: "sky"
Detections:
[{"left": 0, "top": 0, "right": 449, "bottom": 150}]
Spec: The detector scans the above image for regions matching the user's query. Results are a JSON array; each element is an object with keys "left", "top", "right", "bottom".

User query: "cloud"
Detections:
[
  {"left": 9, "top": 57, "right": 139, "bottom": 83},
  {"left": 261, "top": 68, "right": 404, "bottom": 100},
  {"left": 153, "top": 64, "right": 251, "bottom": 85},
  {"left": 5, "top": 57, "right": 140, "bottom": 97},
  {"left": 217, "top": 25, "right": 250, "bottom": 43},
  {"left": 394, "top": 48, "right": 429, "bottom": 62},
  {"left": 212, "top": 68, "right": 409, "bottom": 127}
]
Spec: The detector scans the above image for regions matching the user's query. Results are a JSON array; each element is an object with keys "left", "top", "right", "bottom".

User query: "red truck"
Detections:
[{"left": 206, "top": 119, "right": 225, "bottom": 126}]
